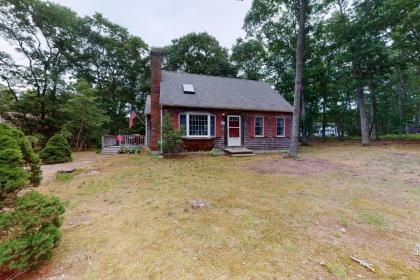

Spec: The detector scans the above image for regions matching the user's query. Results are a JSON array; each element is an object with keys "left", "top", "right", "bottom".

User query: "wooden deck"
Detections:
[{"left": 101, "top": 135, "right": 145, "bottom": 155}]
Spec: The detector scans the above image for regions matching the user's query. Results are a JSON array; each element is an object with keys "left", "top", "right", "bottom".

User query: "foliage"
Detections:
[
  {"left": 231, "top": 38, "right": 267, "bottom": 80},
  {"left": 0, "top": 124, "right": 41, "bottom": 207},
  {"left": 209, "top": 148, "right": 222, "bottom": 156},
  {"left": 240, "top": 0, "right": 419, "bottom": 144},
  {"left": 119, "top": 146, "right": 139, "bottom": 154},
  {"left": 163, "top": 32, "right": 236, "bottom": 77},
  {"left": 0, "top": 192, "right": 64, "bottom": 271},
  {"left": 0, "top": 0, "right": 86, "bottom": 138},
  {"left": 39, "top": 133, "right": 72, "bottom": 164},
  {"left": 61, "top": 80, "right": 109, "bottom": 150},
  {"left": 161, "top": 112, "right": 182, "bottom": 154},
  {"left": 79, "top": 13, "right": 149, "bottom": 135},
  {"left": 0, "top": 0, "right": 149, "bottom": 143},
  {"left": 0, "top": 0, "right": 418, "bottom": 149},
  {"left": 0, "top": 124, "right": 64, "bottom": 272},
  {"left": 379, "top": 134, "right": 420, "bottom": 142}
]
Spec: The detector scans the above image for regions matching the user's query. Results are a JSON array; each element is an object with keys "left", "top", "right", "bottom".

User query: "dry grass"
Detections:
[{"left": 27, "top": 143, "right": 420, "bottom": 279}]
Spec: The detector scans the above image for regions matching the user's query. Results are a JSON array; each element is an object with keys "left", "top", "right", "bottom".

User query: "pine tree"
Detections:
[
  {"left": 39, "top": 133, "right": 72, "bottom": 164},
  {"left": 0, "top": 124, "right": 64, "bottom": 272}
]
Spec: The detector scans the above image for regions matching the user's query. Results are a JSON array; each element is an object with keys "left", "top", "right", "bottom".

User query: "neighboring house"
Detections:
[
  {"left": 313, "top": 123, "right": 339, "bottom": 137},
  {"left": 144, "top": 49, "right": 293, "bottom": 152}
]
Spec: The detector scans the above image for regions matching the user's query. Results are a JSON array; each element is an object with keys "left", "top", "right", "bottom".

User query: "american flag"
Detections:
[{"left": 129, "top": 111, "right": 136, "bottom": 128}]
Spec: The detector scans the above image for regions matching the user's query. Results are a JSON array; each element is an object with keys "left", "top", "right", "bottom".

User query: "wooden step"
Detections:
[
  {"left": 231, "top": 153, "right": 256, "bottom": 157},
  {"left": 101, "top": 146, "right": 121, "bottom": 155},
  {"left": 224, "top": 147, "right": 254, "bottom": 155}
]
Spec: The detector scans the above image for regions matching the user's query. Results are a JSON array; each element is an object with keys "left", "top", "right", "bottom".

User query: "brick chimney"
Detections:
[{"left": 150, "top": 49, "right": 162, "bottom": 150}]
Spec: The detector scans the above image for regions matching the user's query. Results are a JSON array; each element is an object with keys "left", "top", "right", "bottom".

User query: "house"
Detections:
[
  {"left": 313, "top": 123, "right": 339, "bottom": 137},
  {"left": 144, "top": 49, "right": 293, "bottom": 152}
]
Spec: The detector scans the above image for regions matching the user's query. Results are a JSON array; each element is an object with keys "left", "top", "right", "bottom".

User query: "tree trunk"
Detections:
[
  {"left": 289, "top": 0, "right": 308, "bottom": 158},
  {"left": 76, "top": 123, "right": 84, "bottom": 151},
  {"left": 338, "top": 122, "right": 344, "bottom": 141},
  {"left": 322, "top": 96, "right": 326, "bottom": 142},
  {"left": 301, "top": 87, "right": 309, "bottom": 145},
  {"left": 369, "top": 83, "right": 379, "bottom": 140},
  {"left": 398, "top": 74, "right": 405, "bottom": 133},
  {"left": 356, "top": 68, "right": 370, "bottom": 145}
]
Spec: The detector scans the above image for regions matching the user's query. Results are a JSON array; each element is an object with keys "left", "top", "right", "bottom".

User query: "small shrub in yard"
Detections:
[
  {"left": 0, "top": 192, "right": 64, "bottom": 271},
  {"left": 39, "top": 133, "right": 72, "bottom": 164},
  {"left": 0, "top": 124, "right": 65, "bottom": 273},
  {"left": 209, "top": 148, "right": 222, "bottom": 156},
  {"left": 160, "top": 112, "right": 182, "bottom": 155},
  {"left": 118, "top": 146, "right": 139, "bottom": 154}
]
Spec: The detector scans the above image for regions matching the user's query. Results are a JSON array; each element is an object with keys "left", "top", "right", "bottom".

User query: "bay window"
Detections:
[{"left": 179, "top": 113, "right": 215, "bottom": 137}]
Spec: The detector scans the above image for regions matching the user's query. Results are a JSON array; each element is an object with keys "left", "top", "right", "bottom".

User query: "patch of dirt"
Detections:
[
  {"left": 40, "top": 153, "right": 108, "bottom": 183},
  {"left": 41, "top": 161, "right": 91, "bottom": 183},
  {"left": 246, "top": 158, "right": 342, "bottom": 175}
]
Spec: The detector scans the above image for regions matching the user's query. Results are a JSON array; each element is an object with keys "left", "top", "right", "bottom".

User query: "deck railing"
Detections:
[{"left": 102, "top": 134, "right": 145, "bottom": 148}]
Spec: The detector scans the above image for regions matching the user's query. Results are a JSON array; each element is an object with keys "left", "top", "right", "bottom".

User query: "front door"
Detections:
[{"left": 227, "top": 115, "right": 241, "bottom": 146}]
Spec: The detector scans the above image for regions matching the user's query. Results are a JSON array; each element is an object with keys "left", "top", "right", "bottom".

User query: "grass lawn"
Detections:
[{"left": 29, "top": 143, "right": 420, "bottom": 279}]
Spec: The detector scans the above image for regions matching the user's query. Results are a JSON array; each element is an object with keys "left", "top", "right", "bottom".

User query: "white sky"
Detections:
[
  {"left": 50, "top": 0, "right": 252, "bottom": 49},
  {"left": 0, "top": 0, "right": 253, "bottom": 66}
]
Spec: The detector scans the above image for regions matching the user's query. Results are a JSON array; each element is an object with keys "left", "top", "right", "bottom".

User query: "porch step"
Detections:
[
  {"left": 224, "top": 147, "right": 255, "bottom": 156},
  {"left": 101, "top": 146, "right": 120, "bottom": 155}
]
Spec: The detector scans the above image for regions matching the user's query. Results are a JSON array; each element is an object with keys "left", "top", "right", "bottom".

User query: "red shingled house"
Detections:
[{"left": 144, "top": 50, "right": 293, "bottom": 152}]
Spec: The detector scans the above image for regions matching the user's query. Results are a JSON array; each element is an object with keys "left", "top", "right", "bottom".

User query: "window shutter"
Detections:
[
  {"left": 264, "top": 116, "right": 270, "bottom": 137},
  {"left": 272, "top": 117, "right": 277, "bottom": 138},
  {"left": 216, "top": 113, "right": 222, "bottom": 137},
  {"left": 249, "top": 114, "right": 254, "bottom": 138},
  {"left": 172, "top": 111, "right": 178, "bottom": 129},
  {"left": 285, "top": 115, "right": 291, "bottom": 137}
]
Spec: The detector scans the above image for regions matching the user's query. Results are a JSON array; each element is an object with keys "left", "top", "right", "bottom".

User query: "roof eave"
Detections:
[{"left": 160, "top": 103, "right": 293, "bottom": 113}]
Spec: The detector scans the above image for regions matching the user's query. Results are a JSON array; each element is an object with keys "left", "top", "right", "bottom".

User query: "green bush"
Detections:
[
  {"left": 161, "top": 112, "right": 182, "bottom": 154},
  {"left": 209, "top": 148, "right": 222, "bottom": 156},
  {"left": 0, "top": 124, "right": 41, "bottom": 207},
  {"left": 0, "top": 192, "right": 64, "bottom": 270},
  {"left": 119, "top": 146, "right": 139, "bottom": 154},
  {"left": 39, "top": 133, "right": 72, "bottom": 164},
  {"left": 0, "top": 124, "right": 65, "bottom": 272}
]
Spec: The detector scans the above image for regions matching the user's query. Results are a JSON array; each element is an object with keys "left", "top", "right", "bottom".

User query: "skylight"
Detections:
[{"left": 183, "top": 84, "right": 195, "bottom": 94}]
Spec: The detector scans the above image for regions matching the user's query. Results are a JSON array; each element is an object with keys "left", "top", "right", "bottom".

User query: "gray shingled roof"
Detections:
[{"left": 145, "top": 71, "right": 293, "bottom": 114}]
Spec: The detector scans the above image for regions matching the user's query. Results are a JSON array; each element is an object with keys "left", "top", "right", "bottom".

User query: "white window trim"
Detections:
[
  {"left": 179, "top": 112, "right": 216, "bottom": 138},
  {"left": 254, "top": 116, "right": 264, "bottom": 137},
  {"left": 276, "top": 116, "right": 285, "bottom": 137}
]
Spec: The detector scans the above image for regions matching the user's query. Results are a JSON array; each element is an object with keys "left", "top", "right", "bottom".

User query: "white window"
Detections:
[
  {"left": 179, "top": 113, "right": 215, "bottom": 138},
  {"left": 276, "top": 117, "right": 285, "bottom": 137},
  {"left": 255, "top": 116, "right": 264, "bottom": 137}
]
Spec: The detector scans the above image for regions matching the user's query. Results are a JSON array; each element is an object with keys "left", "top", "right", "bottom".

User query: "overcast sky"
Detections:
[
  {"left": 1, "top": 0, "right": 253, "bottom": 65},
  {"left": 49, "top": 0, "right": 253, "bottom": 49}
]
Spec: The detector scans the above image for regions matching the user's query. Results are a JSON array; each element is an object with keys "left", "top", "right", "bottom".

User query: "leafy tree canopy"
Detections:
[{"left": 163, "top": 32, "right": 236, "bottom": 77}]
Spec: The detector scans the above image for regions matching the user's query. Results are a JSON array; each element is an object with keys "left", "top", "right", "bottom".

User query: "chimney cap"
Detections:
[{"left": 151, "top": 47, "right": 163, "bottom": 56}]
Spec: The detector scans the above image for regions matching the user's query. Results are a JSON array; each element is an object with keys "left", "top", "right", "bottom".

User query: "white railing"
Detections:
[{"left": 102, "top": 134, "right": 145, "bottom": 148}]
